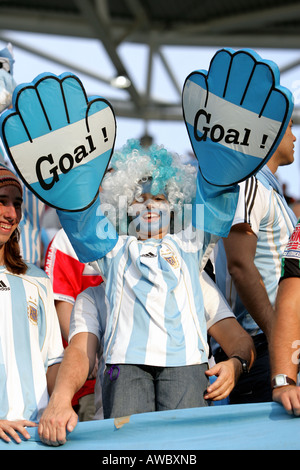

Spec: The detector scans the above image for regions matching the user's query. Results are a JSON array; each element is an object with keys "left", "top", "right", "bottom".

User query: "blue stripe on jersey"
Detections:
[{"left": 9, "top": 274, "right": 38, "bottom": 421}]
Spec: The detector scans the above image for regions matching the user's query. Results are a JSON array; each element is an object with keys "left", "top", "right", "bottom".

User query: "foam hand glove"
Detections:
[
  {"left": 183, "top": 48, "right": 294, "bottom": 187},
  {"left": 0, "top": 72, "right": 116, "bottom": 211}
]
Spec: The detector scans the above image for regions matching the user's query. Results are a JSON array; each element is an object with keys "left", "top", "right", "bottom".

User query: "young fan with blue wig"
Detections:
[
  {"left": 38, "top": 138, "right": 255, "bottom": 445},
  {"left": 100, "top": 139, "right": 197, "bottom": 236}
]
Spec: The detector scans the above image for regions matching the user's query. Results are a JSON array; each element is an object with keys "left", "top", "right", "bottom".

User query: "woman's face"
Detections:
[
  {"left": 0, "top": 185, "right": 22, "bottom": 248},
  {"left": 129, "top": 192, "right": 171, "bottom": 240}
]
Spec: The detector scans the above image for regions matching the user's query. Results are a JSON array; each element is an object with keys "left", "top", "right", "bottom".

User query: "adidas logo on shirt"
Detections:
[
  {"left": 141, "top": 252, "right": 157, "bottom": 258},
  {"left": 0, "top": 280, "right": 10, "bottom": 291}
]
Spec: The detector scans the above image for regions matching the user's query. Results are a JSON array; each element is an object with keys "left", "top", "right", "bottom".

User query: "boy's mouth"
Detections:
[{"left": 142, "top": 211, "right": 160, "bottom": 222}]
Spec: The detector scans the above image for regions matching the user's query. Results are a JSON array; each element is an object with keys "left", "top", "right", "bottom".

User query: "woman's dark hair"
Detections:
[{"left": 4, "top": 227, "right": 27, "bottom": 275}]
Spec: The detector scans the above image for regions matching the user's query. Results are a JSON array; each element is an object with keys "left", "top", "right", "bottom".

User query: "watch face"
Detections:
[{"left": 277, "top": 375, "right": 286, "bottom": 385}]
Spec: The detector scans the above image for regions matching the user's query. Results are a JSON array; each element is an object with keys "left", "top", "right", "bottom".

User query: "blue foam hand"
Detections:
[
  {"left": 182, "top": 48, "right": 294, "bottom": 187},
  {"left": 0, "top": 72, "right": 116, "bottom": 211}
]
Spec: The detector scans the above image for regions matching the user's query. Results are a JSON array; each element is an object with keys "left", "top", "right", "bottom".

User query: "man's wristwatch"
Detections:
[
  {"left": 271, "top": 374, "right": 296, "bottom": 389},
  {"left": 231, "top": 356, "right": 249, "bottom": 374}
]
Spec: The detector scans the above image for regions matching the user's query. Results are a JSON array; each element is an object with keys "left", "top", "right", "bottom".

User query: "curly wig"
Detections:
[{"left": 100, "top": 139, "right": 197, "bottom": 233}]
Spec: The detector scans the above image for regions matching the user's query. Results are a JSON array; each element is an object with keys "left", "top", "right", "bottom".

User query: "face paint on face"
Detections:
[{"left": 128, "top": 194, "right": 171, "bottom": 240}]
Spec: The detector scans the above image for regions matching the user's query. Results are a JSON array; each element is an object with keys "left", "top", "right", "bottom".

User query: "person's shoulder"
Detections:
[
  {"left": 51, "top": 228, "right": 77, "bottom": 255},
  {"left": 237, "top": 174, "right": 269, "bottom": 205},
  {"left": 239, "top": 173, "right": 266, "bottom": 190},
  {"left": 24, "top": 262, "right": 49, "bottom": 279},
  {"left": 80, "top": 283, "right": 105, "bottom": 299}
]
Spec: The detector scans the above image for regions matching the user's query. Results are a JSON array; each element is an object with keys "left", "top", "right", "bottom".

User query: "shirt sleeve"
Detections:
[
  {"left": 232, "top": 177, "right": 266, "bottom": 236},
  {"left": 280, "top": 221, "right": 300, "bottom": 281},
  {"left": 69, "top": 285, "right": 107, "bottom": 343},
  {"left": 200, "top": 270, "right": 235, "bottom": 330},
  {"left": 45, "top": 231, "right": 103, "bottom": 304},
  {"left": 45, "top": 242, "right": 84, "bottom": 304}
]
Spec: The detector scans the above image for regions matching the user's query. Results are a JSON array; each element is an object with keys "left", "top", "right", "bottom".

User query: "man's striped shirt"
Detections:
[{"left": 214, "top": 174, "right": 296, "bottom": 335}]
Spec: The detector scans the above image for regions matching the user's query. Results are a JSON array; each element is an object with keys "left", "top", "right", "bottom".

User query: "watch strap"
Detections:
[
  {"left": 272, "top": 374, "right": 296, "bottom": 389},
  {"left": 231, "top": 355, "right": 249, "bottom": 374}
]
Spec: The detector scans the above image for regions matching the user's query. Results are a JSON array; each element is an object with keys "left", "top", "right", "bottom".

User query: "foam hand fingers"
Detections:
[
  {"left": 183, "top": 48, "right": 294, "bottom": 187},
  {"left": 0, "top": 73, "right": 116, "bottom": 211}
]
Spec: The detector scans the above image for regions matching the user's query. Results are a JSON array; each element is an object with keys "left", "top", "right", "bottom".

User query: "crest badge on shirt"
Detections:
[
  {"left": 28, "top": 301, "right": 38, "bottom": 325},
  {"left": 160, "top": 246, "right": 180, "bottom": 269}
]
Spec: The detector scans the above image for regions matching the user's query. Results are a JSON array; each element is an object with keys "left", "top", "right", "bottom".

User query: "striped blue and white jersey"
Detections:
[
  {"left": 214, "top": 174, "right": 296, "bottom": 336},
  {"left": 89, "top": 227, "right": 218, "bottom": 368},
  {"left": 0, "top": 263, "right": 64, "bottom": 421}
]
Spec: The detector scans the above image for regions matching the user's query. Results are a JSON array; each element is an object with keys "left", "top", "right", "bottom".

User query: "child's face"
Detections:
[{"left": 129, "top": 193, "right": 171, "bottom": 240}]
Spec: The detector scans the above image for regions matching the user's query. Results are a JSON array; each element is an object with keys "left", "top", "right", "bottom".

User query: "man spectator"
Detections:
[
  {"left": 44, "top": 227, "right": 103, "bottom": 421},
  {"left": 213, "top": 119, "right": 297, "bottom": 404},
  {"left": 269, "top": 220, "right": 300, "bottom": 416}
]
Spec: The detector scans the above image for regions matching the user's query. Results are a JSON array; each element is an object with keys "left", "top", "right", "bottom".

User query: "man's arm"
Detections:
[
  {"left": 55, "top": 300, "right": 73, "bottom": 343},
  {"left": 46, "top": 363, "right": 61, "bottom": 397},
  {"left": 205, "top": 318, "right": 256, "bottom": 401},
  {"left": 38, "top": 332, "right": 98, "bottom": 446},
  {"left": 223, "top": 223, "right": 274, "bottom": 339},
  {"left": 270, "top": 277, "right": 300, "bottom": 415}
]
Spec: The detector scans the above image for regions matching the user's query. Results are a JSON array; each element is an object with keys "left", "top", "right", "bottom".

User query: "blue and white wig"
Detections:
[{"left": 100, "top": 139, "right": 197, "bottom": 233}]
